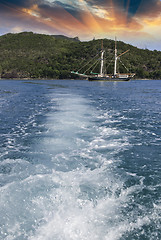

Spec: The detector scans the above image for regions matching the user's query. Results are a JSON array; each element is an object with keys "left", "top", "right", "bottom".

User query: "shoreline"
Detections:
[{"left": 0, "top": 78, "right": 161, "bottom": 81}]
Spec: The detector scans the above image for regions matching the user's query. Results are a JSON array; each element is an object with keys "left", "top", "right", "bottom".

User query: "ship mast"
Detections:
[
  {"left": 114, "top": 37, "right": 117, "bottom": 76},
  {"left": 100, "top": 40, "right": 105, "bottom": 76},
  {"left": 114, "top": 37, "right": 130, "bottom": 76}
]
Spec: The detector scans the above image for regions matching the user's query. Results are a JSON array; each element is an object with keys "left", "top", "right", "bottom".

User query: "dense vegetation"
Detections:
[{"left": 0, "top": 32, "right": 161, "bottom": 79}]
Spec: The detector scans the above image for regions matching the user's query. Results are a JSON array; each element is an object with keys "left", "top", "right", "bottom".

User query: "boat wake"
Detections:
[{"left": 0, "top": 86, "right": 161, "bottom": 240}]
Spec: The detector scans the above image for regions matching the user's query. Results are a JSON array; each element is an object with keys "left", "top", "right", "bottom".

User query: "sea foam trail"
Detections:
[
  {"left": 27, "top": 93, "right": 139, "bottom": 239},
  {"left": 1, "top": 87, "right": 160, "bottom": 240}
]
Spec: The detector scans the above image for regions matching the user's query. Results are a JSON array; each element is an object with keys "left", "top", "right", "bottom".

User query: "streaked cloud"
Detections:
[{"left": 0, "top": 0, "right": 161, "bottom": 49}]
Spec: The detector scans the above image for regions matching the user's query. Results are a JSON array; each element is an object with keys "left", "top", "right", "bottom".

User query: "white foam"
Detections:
[
  {"left": 1, "top": 89, "right": 157, "bottom": 240},
  {"left": 28, "top": 167, "right": 122, "bottom": 240}
]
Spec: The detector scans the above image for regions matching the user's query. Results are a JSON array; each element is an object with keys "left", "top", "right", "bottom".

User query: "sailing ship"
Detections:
[{"left": 71, "top": 38, "right": 135, "bottom": 81}]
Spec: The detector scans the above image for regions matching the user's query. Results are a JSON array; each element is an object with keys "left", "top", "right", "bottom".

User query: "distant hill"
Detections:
[
  {"left": 0, "top": 32, "right": 161, "bottom": 79},
  {"left": 52, "top": 35, "right": 80, "bottom": 42}
]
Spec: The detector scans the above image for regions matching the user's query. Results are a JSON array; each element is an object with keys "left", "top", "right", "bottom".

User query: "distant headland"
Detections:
[{"left": 0, "top": 32, "right": 161, "bottom": 80}]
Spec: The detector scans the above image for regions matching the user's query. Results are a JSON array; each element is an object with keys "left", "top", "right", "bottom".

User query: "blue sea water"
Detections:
[{"left": 0, "top": 79, "right": 161, "bottom": 240}]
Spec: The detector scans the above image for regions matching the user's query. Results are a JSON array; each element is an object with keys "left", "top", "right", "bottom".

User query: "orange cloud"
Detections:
[{"left": 0, "top": 0, "right": 161, "bottom": 49}]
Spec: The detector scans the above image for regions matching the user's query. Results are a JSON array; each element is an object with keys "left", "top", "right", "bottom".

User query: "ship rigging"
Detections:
[{"left": 71, "top": 38, "right": 135, "bottom": 81}]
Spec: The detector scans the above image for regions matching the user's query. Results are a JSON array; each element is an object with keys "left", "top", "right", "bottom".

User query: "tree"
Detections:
[{"left": 0, "top": 32, "right": 161, "bottom": 79}]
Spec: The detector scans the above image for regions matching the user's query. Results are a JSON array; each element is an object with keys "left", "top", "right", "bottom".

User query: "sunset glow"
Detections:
[{"left": 0, "top": 0, "right": 161, "bottom": 50}]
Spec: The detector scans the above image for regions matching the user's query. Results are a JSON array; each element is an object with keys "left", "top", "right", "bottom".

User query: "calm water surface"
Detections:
[{"left": 0, "top": 79, "right": 161, "bottom": 240}]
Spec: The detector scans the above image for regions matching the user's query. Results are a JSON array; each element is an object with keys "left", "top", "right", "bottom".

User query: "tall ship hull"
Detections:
[
  {"left": 88, "top": 74, "right": 133, "bottom": 81},
  {"left": 71, "top": 38, "right": 135, "bottom": 82},
  {"left": 88, "top": 77, "right": 130, "bottom": 81}
]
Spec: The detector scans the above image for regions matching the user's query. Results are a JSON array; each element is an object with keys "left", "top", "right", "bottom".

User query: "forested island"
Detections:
[{"left": 0, "top": 32, "right": 161, "bottom": 79}]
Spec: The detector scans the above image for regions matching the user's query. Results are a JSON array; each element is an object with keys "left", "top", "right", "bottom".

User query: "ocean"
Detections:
[{"left": 0, "top": 79, "right": 161, "bottom": 240}]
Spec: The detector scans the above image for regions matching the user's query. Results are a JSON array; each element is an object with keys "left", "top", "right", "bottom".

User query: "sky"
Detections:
[{"left": 0, "top": 0, "right": 161, "bottom": 50}]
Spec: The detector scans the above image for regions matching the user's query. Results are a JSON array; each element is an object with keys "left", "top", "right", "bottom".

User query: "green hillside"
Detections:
[{"left": 0, "top": 32, "right": 161, "bottom": 79}]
